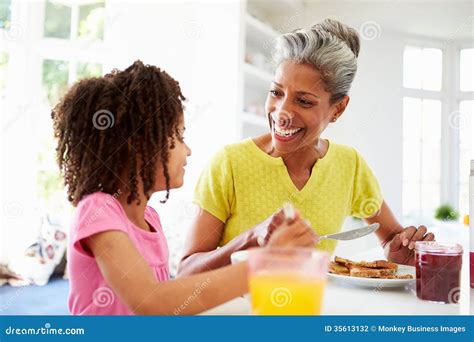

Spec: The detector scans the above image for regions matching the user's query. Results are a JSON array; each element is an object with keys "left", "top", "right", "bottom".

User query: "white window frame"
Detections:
[{"left": 402, "top": 36, "right": 474, "bottom": 217}]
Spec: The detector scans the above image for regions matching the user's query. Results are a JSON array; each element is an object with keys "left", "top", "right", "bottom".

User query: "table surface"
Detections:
[{"left": 202, "top": 224, "right": 472, "bottom": 315}]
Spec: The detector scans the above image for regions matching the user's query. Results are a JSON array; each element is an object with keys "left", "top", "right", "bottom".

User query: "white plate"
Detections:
[{"left": 327, "top": 264, "right": 416, "bottom": 288}]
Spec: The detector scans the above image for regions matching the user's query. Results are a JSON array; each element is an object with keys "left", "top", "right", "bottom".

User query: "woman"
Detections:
[{"left": 178, "top": 19, "right": 434, "bottom": 276}]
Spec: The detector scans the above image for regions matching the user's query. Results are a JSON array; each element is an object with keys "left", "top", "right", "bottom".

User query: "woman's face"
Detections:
[{"left": 265, "top": 60, "right": 344, "bottom": 154}]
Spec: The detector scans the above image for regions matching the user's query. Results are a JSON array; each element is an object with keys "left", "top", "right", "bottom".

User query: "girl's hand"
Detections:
[
  {"left": 267, "top": 214, "right": 320, "bottom": 248},
  {"left": 384, "top": 225, "right": 435, "bottom": 266}
]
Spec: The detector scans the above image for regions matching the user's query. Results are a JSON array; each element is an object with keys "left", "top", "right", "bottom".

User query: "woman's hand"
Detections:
[{"left": 384, "top": 225, "right": 435, "bottom": 266}]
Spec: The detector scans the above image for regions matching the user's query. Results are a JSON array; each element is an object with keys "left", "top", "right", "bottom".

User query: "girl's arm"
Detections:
[
  {"left": 85, "top": 216, "right": 316, "bottom": 315},
  {"left": 178, "top": 210, "right": 257, "bottom": 276},
  {"left": 85, "top": 230, "right": 248, "bottom": 315},
  {"left": 365, "top": 200, "right": 435, "bottom": 265}
]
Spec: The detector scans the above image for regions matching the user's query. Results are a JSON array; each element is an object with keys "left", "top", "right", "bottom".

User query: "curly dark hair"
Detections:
[{"left": 52, "top": 60, "right": 186, "bottom": 206}]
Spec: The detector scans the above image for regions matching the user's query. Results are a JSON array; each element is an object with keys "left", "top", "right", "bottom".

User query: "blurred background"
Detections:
[{"left": 0, "top": 0, "right": 472, "bottom": 313}]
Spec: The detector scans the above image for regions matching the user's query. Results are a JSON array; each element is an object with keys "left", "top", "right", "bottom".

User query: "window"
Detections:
[
  {"left": 43, "top": 0, "right": 104, "bottom": 41},
  {"left": 402, "top": 46, "right": 443, "bottom": 218},
  {"left": 460, "top": 49, "right": 473, "bottom": 92},
  {"left": 403, "top": 46, "right": 442, "bottom": 91},
  {"left": 0, "top": 52, "right": 8, "bottom": 94},
  {"left": 0, "top": 0, "right": 11, "bottom": 29},
  {"left": 402, "top": 97, "right": 442, "bottom": 217},
  {"left": 44, "top": 1, "right": 72, "bottom": 39},
  {"left": 35, "top": 1, "right": 105, "bottom": 211}
]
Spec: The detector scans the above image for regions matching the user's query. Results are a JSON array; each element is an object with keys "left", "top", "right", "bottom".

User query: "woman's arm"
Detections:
[
  {"left": 178, "top": 209, "right": 258, "bottom": 276},
  {"left": 85, "top": 230, "right": 248, "bottom": 315},
  {"left": 365, "top": 200, "right": 435, "bottom": 265}
]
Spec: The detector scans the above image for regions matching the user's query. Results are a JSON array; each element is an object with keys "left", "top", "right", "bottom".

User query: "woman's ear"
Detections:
[{"left": 330, "top": 96, "right": 350, "bottom": 122}]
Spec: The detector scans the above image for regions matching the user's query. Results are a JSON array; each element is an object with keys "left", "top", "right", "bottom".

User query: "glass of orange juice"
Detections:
[{"left": 247, "top": 247, "right": 329, "bottom": 315}]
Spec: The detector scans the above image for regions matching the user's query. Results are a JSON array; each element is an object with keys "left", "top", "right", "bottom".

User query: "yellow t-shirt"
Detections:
[{"left": 194, "top": 138, "right": 383, "bottom": 254}]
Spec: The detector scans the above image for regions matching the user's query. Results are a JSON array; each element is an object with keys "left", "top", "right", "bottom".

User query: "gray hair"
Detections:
[{"left": 273, "top": 19, "right": 360, "bottom": 103}]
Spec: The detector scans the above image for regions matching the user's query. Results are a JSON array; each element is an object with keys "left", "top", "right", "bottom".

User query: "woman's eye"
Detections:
[
  {"left": 297, "top": 99, "right": 313, "bottom": 106},
  {"left": 269, "top": 90, "right": 280, "bottom": 96}
]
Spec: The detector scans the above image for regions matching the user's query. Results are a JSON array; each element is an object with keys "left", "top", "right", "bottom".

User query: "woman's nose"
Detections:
[
  {"left": 271, "top": 109, "right": 294, "bottom": 129},
  {"left": 186, "top": 143, "right": 192, "bottom": 156}
]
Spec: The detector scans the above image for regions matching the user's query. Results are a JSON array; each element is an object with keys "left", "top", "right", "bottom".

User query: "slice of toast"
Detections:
[
  {"left": 334, "top": 256, "right": 398, "bottom": 271},
  {"left": 349, "top": 266, "right": 396, "bottom": 278},
  {"left": 329, "top": 262, "right": 350, "bottom": 275}
]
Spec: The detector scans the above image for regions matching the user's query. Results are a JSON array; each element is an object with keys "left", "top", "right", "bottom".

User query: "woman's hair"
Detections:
[
  {"left": 52, "top": 60, "right": 185, "bottom": 206},
  {"left": 273, "top": 18, "right": 360, "bottom": 103}
]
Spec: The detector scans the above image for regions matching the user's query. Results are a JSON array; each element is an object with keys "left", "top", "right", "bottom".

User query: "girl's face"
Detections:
[
  {"left": 154, "top": 115, "right": 192, "bottom": 191},
  {"left": 265, "top": 60, "right": 346, "bottom": 154}
]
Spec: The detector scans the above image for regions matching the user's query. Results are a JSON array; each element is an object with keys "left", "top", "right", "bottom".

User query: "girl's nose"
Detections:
[{"left": 186, "top": 143, "right": 192, "bottom": 156}]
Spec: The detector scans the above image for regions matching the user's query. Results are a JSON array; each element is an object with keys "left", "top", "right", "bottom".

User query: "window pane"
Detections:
[
  {"left": 403, "top": 97, "right": 422, "bottom": 141},
  {"left": 44, "top": 1, "right": 71, "bottom": 39},
  {"left": 421, "top": 48, "right": 442, "bottom": 91},
  {"left": 42, "top": 59, "right": 69, "bottom": 105},
  {"left": 421, "top": 99, "right": 441, "bottom": 142},
  {"left": 459, "top": 101, "right": 474, "bottom": 152},
  {"left": 0, "top": 52, "right": 8, "bottom": 93},
  {"left": 420, "top": 183, "right": 440, "bottom": 216},
  {"left": 403, "top": 46, "right": 422, "bottom": 89},
  {"left": 421, "top": 143, "right": 441, "bottom": 182},
  {"left": 403, "top": 181, "right": 420, "bottom": 217},
  {"left": 78, "top": 1, "right": 105, "bottom": 41},
  {"left": 0, "top": 0, "right": 11, "bottom": 29},
  {"left": 403, "top": 141, "right": 420, "bottom": 182},
  {"left": 460, "top": 49, "right": 474, "bottom": 91},
  {"left": 77, "top": 62, "right": 102, "bottom": 80},
  {"left": 403, "top": 46, "right": 442, "bottom": 91},
  {"left": 459, "top": 100, "right": 474, "bottom": 215}
]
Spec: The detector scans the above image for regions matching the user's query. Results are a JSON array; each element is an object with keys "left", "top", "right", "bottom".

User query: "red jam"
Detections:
[
  {"left": 415, "top": 242, "right": 463, "bottom": 303},
  {"left": 470, "top": 252, "right": 474, "bottom": 288}
]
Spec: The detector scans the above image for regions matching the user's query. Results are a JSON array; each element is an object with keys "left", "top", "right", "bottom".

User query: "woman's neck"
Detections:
[{"left": 265, "top": 135, "right": 329, "bottom": 172}]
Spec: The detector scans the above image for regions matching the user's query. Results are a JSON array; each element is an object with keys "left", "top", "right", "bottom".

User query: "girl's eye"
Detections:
[{"left": 269, "top": 89, "right": 281, "bottom": 96}]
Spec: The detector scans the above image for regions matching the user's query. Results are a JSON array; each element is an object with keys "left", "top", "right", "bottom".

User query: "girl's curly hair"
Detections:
[{"left": 52, "top": 60, "right": 185, "bottom": 206}]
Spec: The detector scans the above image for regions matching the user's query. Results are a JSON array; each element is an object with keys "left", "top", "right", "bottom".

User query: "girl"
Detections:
[{"left": 52, "top": 60, "right": 318, "bottom": 315}]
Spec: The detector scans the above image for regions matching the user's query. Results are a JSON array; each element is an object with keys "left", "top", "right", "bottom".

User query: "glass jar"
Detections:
[{"left": 415, "top": 241, "right": 463, "bottom": 303}]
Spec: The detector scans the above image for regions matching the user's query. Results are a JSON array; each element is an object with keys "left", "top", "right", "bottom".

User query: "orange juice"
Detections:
[{"left": 249, "top": 273, "right": 326, "bottom": 315}]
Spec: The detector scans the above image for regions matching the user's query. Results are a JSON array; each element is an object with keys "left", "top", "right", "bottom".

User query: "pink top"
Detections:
[{"left": 68, "top": 192, "right": 169, "bottom": 315}]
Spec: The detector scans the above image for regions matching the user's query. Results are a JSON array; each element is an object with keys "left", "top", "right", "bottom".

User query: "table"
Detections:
[{"left": 203, "top": 224, "right": 471, "bottom": 315}]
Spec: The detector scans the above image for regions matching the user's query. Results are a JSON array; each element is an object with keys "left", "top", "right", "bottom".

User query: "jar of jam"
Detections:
[{"left": 415, "top": 241, "right": 463, "bottom": 303}]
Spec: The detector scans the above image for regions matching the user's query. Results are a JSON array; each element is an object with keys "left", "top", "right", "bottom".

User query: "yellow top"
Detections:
[{"left": 194, "top": 138, "right": 383, "bottom": 254}]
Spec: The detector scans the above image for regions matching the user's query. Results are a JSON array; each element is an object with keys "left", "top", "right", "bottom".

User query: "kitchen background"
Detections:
[{"left": 0, "top": 0, "right": 473, "bottom": 299}]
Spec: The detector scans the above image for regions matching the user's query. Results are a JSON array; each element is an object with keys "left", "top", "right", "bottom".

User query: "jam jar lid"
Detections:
[{"left": 414, "top": 241, "right": 463, "bottom": 255}]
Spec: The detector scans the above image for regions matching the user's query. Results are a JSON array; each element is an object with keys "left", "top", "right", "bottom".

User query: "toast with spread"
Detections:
[{"left": 329, "top": 256, "right": 413, "bottom": 279}]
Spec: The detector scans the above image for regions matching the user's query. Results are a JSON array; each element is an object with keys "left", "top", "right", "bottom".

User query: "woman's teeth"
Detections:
[{"left": 274, "top": 125, "right": 302, "bottom": 137}]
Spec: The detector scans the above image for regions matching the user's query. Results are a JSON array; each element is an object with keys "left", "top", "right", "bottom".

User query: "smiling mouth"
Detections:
[{"left": 272, "top": 120, "right": 303, "bottom": 140}]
